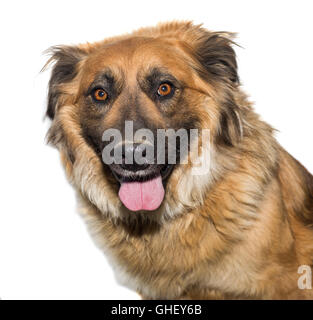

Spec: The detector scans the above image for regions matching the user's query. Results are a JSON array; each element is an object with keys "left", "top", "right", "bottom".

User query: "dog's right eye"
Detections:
[{"left": 92, "top": 88, "right": 108, "bottom": 102}]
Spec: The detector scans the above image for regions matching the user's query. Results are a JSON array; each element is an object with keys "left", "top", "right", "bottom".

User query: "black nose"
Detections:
[{"left": 118, "top": 143, "right": 151, "bottom": 172}]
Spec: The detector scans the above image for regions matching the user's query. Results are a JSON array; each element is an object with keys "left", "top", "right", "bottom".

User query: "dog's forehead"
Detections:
[{"left": 81, "top": 36, "right": 194, "bottom": 85}]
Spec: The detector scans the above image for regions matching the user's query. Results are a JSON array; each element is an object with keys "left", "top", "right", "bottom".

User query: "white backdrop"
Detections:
[{"left": 0, "top": 0, "right": 312, "bottom": 299}]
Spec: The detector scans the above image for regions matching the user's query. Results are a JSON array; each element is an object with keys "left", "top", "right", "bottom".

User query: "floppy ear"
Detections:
[
  {"left": 43, "top": 46, "right": 85, "bottom": 119},
  {"left": 193, "top": 30, "right": 242, "bottom": 146},
  {"left": 195, "top": 31, "right": 239, "bottom": 85}
]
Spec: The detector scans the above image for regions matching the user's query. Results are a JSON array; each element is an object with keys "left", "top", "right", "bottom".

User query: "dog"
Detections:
[{"left": 44, "top": 21, "right": 313, "bottom": 299}]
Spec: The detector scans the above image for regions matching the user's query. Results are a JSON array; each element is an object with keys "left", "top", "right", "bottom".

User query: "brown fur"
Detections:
[{"left": 44, "top": 21, "right": 313, "bottom": 299}]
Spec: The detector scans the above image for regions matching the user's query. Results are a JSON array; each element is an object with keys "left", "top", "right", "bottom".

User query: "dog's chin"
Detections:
[{"left": 109, "top": 164, "right": 175, "bottom": 213}]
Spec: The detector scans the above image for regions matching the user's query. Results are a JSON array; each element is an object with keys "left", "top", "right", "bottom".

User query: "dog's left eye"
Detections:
[{"left": 157, "top": 83, "right": 173, "bottom": 97}]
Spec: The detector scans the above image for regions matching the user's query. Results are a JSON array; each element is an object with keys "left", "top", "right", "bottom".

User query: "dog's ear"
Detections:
[
  {"left": 194, "top": 31, "right": 239, "bottom": 85},
  {"left": 192, "top": 30, "right": 242, "bottom": 146},
  {"left": 43, "top": 46, "right": 85, "bottom": 119}
]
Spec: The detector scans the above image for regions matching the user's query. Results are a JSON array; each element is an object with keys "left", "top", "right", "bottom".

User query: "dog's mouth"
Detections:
[{"left": 109, "top": 163, "right": 174, "bottom": 212}]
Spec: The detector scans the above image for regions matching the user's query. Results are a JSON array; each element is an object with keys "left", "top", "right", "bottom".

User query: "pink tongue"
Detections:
[{"left": 118, "top": 175, "right": 164, "bottom": 211}]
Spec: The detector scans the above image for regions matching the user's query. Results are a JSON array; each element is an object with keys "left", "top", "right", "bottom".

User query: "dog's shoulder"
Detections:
[{"left": 278, "top": 149, "right": 313, "bottom": 267}]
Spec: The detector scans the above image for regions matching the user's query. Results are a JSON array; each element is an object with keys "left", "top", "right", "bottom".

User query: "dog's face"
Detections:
[
  {"left": 45, "top": 22, "right": 241, "bottom": 221},
  {"left": 79, "top": 37, "right": 203, "bottom": 212}
]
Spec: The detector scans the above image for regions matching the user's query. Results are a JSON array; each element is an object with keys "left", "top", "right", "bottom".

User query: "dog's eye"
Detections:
[
  {"left": 157, "top": 83, "right": 173, "bottom": 97},
  {"left": 92, "top": 88, "right": 108, "bottom": 102}
]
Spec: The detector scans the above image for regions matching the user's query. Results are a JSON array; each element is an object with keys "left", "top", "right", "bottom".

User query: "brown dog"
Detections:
[{"left": 44, "top": 21, "right": 313, "bottom": 299}]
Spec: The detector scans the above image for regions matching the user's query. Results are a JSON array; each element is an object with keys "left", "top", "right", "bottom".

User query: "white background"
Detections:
[{"left": 0, "top": 0, "right": 312, "bottom": 299}]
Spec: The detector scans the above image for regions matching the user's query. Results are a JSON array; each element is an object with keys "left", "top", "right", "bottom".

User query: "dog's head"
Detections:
[{"left": 44, "top": 22, "right": 242, "bottom": 221}]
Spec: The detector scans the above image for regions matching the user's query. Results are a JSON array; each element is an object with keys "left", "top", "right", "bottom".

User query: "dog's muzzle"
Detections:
[{"left": 107, "top": 142, "right": 174, "bottom": 212}]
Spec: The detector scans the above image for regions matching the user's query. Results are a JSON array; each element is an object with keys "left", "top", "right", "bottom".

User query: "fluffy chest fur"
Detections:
[{"left": 77, "top": 146, "right": 313, "bottom": 299}]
